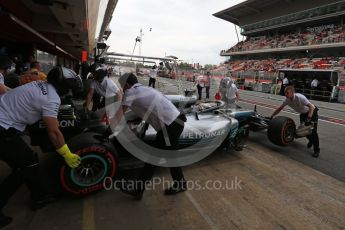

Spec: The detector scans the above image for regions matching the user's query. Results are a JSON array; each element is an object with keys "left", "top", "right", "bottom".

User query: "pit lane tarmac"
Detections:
[{"left": 1, "top": 141, "right": 345, "bottom": 230}]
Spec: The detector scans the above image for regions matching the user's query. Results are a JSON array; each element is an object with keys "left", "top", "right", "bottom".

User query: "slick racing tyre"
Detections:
[
  {"left": 60, "top": 132, "right": 118, "bottom": 196},
  {"left": 267, "top": 116, "right": 296, "bottom": 146}
]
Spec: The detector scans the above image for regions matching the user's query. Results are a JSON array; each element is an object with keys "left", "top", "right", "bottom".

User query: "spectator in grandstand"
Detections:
[
  {"left": 193, "top": 73, "right": 204, "bottom": 100},
  {"left": 0, "top": 56, "right": 15, "bottom": 94},
  {"left": 149, "top": 65, "right": 158, "bottom": 88},
  {"left": 270, "top": 86, "right": 320, "bottom": 158},
  {"left": 218, "top": 72, "right": 239, "bottom": 108},
  {"left": 204, "top": 71, "right": 211, "bottom": 99}
]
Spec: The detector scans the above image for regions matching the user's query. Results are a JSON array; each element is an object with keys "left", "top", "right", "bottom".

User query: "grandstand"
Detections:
[{"left": 213, "top": 0, "right": 345, "bottom": 102}]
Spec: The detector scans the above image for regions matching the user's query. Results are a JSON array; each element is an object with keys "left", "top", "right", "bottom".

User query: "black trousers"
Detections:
[
  {"left": 197, "top": 85, "right": 203, "bottom": 100},
  {"left": 299, "top": 108, "right": 319, "bottom": 151},
  {"left": 280, "top": 84, "right": 287, "bottom": 95},
  {"left": 0, "top": 127, "right": 43, "bottom": 211},
  {"left": 137, "top": 114, "right": 186, "bottom": 191},
  {"left": 205, "top": 86, "right": 210, "bottom": 99},
  {"left": 149, "top": 78, "right": 156, "bottom": 88}
]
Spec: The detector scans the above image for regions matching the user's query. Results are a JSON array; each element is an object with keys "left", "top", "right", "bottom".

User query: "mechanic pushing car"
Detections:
[
  {"left": 85, "top": 66, "right": 122, "bottom": 116},
  {"left": 112, "top": 73, "right": 187, "bottom": 200},
  {"left": 270, "top": 85, "right": 320, "bottom": 158},
  {"left": 0, "top": 66, "right": 81, "bottom": 228}
]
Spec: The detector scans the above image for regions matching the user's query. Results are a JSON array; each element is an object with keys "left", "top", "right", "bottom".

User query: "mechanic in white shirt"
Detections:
[
  {"left": 280, "top": 76, "right": 289, "bottom": 95},
  {"left": 193, "top": 74, "right": 204, "bottom": 100},
  {"left": 282, "top": 76, "right": 289, "bottom": 85},
  {"left": 0, "top": 67, "right": 81, "bottom": 228},
  {"left": 0, "top": 56, "right": 15, "bottom": 94},
  {"left": 218, "top": 72, "right": 239, "bottom": 108},
  {"left": 85, "top": 67, "right": 122, "bottom": 116},
  {"left": 311, "top": 78, "right": 319, "bottom": 89},
  {"left": 270, "top": 86, "right": 320, "bottom": 158},
  {"left": 148, "top": 64, "right": 158, "bottom": 88},
  {"left": 112, "top": 73, "right": 187, "bottom": 199}
]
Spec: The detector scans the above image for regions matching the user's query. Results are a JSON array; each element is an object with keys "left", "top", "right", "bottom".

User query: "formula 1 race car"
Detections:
[
  {"left": 28, "top": 90, "right": 310, "bottom": 196},
  {"left": 28, "top": 94, "right": 252, "bottom": 196}
]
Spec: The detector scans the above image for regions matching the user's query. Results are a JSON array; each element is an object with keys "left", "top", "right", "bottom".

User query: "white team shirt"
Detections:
[
  {"left": 219, "top": 77, "right": 238, "bottom": 99},
  {"left": 219, "top": 77, "right": 231, "bottom": 92},
  {"left": 0, "top": 81, "right": 60, "bottom": 131},
  {"left": 90, "top": 77, "right": 119, "bottom": 97},
  {"left": 195, "top": 75, "right": 204, "bottom": 87},
  {"left": 226, "top": 83, "right": 238, "bottom": 100},
  {"left": 283, "top": 77, "right": 289, "bottom": 85},
  {"left": 150, "top": 68, "right": 158, "bottom": 79},
  {"left": 122, "top": 83, "right": 180, "bottom": 131},
  {"left": 282, "top": 93, "right": 310, "bottom": 114},
  {"left": 311, "top": 79, "right": 319, "bottom": 88}
]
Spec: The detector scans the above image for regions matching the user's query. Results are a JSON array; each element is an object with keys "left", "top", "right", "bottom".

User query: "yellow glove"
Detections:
[{"left": 56, "top": 144, "right": 81, "bottom": 168}]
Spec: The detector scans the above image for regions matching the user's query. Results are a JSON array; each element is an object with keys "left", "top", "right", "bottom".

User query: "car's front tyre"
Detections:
[{"left": 60, "top": 132, "right": 118, "bottom": 196}]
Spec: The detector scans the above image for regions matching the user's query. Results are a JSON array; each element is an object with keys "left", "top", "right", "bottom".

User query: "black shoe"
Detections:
[
  {"left": 307, "top": 142, "right": 313, "bottom": 148},
  {"left": 120, "top": 188, "right": 143, "bottom": 200},
  {"left": 0, "top": 214, "right": 12, "bottom": 229},
  {"left": 312, "top": 148, "right": 320, "bottom": 158},
  {"left": 164, "top": 182, "right": 187, "bottom": 195},
  {"left": 31, "top": 195, "right": 56, "bottom": 210}
]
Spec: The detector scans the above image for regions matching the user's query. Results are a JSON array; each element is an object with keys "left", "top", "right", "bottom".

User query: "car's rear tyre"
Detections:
[
  {"left": 60, "top": 132, "right": 117, "bottom": 196},
  {"left": 267, "top": 116, "right": 296, "bottom": 146}
]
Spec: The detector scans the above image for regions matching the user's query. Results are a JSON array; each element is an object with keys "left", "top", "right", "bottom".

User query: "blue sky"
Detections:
[{"left": 104, "top": 0, "right": 246, "bottom": 65}]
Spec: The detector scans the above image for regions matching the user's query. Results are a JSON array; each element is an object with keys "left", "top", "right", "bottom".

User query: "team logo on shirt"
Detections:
[{"left": 36, "top": 81, "right": 47, "bottom": 95}]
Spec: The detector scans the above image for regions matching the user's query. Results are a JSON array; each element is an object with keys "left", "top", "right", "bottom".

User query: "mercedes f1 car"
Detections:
[
  {"left": 28, "top": 90, "right": 310, "bottom": 196},
  {"left": 28, "top": 94, "right": 253, "bottom": 196}
]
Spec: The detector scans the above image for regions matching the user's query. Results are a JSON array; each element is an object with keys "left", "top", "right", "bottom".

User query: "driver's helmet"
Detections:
[{"left": 47, "top": 66, "right": 83, "bottom": 96}]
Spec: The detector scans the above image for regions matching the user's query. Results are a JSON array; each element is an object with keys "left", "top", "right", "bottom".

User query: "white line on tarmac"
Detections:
[{"left": 185, "top": 191, "right": 218, "bottom": 230}]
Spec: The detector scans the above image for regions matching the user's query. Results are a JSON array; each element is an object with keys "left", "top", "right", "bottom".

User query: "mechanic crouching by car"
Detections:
[
  {"left": 0, "top": 66, "right": 81, "bottom": 228},
  {"left": 112, "top": 73, "right": 187, "bottom": 200},
  {"left": 270, "top": 86, "right": 320, "bottom": 158},
  {"left": 85, "top": 67, "right": 122, "bottom": 117}
]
